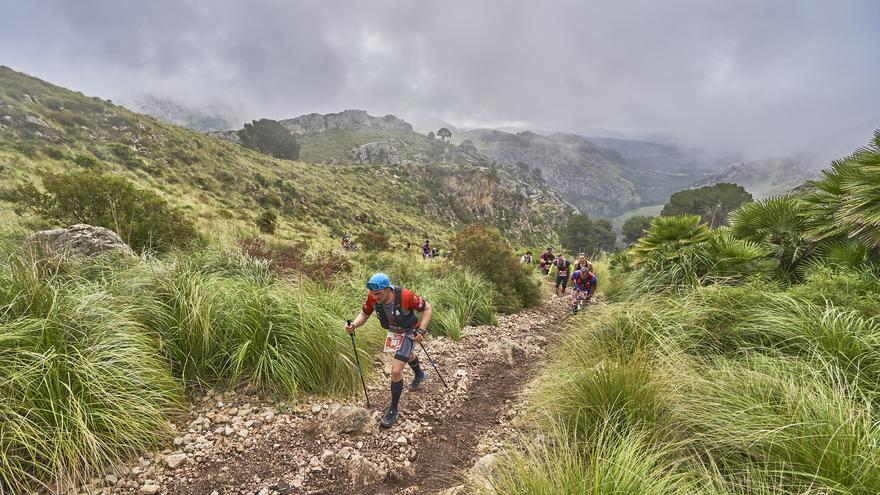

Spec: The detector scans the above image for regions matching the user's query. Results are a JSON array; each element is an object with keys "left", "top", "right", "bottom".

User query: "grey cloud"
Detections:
[{"left": 1, "top": 0, "right": 878, "bottom": 158}]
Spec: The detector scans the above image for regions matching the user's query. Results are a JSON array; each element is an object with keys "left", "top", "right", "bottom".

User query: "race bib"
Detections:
[{"left": 384, "top": 331, "right": 404, "bottom": 353}]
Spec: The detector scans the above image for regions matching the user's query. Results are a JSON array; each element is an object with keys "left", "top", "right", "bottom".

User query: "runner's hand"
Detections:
[
  {"left": 413, "top": 330, "right": 425, "bottom": 344},
  {"left": 345, "top": 322, "right": 355, "bottom": 335}
]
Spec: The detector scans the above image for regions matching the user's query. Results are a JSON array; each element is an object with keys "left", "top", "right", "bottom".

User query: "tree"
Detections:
[
  {"left": 531, "top": 167, "right": 544, "bottom": 184},
  {"left": 3, "top": 171, "right": 200, "bottom": 252},
  {"left": 459, "top": 139, "right": 478, "bottom": 155},
  {"left": 238, "top": 119, "right": 300, "bottom": 160},
  {"left": 427, "top": 131, "right": 435, "bottom": 140},
  {"left": 622, "top": 215, "right": 654, "bottom": 244},
  {"left": 661, "top": 183, "right": 753, "bottom": 227},
  {"left": 559, "top": 214, "right": 616, "bottom": 254},
  {"left": 256, "top": 210, "right": 278, "bottom": 234},
  {"left": 436, "top": 127, "right": 452, "bottom": 142}
]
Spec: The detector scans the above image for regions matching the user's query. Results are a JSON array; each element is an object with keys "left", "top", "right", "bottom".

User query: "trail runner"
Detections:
[
  {"left": 574, "top": 253, "right": 593, "bottom": 273},
  {"left": 539, "top": 247, "right": 554, "bottom": 275},
  {"left": 554, "top": 254, "right": 571, "bottom": 296},
  {"left": 570, "top": 267, "right": 598, "bottom": 313},
  {"left": 346, "top": 273, "right": 433, "bottom": 428}
]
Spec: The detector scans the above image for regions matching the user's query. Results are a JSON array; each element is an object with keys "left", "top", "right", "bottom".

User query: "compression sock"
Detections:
[
  {"left": 390, "top": 379, "right": 404, "bottom": 412},
  {"left": 409, "top": 357, "right": 423, "bottom": 377}
]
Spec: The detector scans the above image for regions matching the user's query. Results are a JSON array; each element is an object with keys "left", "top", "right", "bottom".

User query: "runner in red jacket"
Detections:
[{"left": 346, "top": 272, "right": 433, "bottom": 428}]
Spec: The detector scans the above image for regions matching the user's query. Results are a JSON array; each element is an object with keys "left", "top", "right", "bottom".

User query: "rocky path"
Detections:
[{"left": 97, "top": 297, "right": 571, "bottom": 495}]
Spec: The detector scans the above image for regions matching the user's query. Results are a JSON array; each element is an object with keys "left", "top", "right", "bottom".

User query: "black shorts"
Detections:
[
  {"left": 555, "top": 275, "right": 569, "bottom": 288},
  {"left": 393, "top": 331, "right": 417, "bottom": 362}
]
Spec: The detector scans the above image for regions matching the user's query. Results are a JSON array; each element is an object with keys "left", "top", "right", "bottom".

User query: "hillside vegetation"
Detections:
[
  {"left": 0, "top": 66, "right": 571, "bottom": 245},
  {"left": 483, "top": 131, "right": 880, "bottom": 494}
]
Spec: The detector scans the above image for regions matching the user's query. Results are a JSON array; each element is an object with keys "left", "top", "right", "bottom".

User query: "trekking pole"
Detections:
[
  {"left": 417, "top": 341, "right": 449, "bottom": 389},
  {"left": 347, "top": 320, "right": 371, "bottom": 408}
]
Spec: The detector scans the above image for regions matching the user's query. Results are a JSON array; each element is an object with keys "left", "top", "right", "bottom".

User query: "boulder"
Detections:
[
  {"left": 326, "top": 405, "right": 372, "bottom": 434},
  {"left": 163, "top": 452, "right": 187, "bottom": 469},
  {"left": 138, "top": 484, "right": 160, "bottom": 495},
  {"left": 488, "top": 338, "right": 526, "bottom": 367},
  {"left": 467, "top": 453, "right": 498, "bottom": 493},
  {"left": 26, "top": 224, "right": 134, "bottom": 257},
  {"left": 348, "top": 457, "right": 386, "bottom": 486}
]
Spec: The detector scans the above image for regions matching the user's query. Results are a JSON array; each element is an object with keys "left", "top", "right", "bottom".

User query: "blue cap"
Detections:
[{"left": 367, "top": 272, "right": 391, "bottom": 291}]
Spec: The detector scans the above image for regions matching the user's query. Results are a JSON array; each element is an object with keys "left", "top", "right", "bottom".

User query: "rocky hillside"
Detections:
[
  {"left": 210, "top": 110, "right": 714, "bottom": 219},
  {"left": 0, "top": 66, "right": 572, "bottom": 245},
  {"left": 280, "top": 109, "right": 412, "bottom": 135},
  {"left": 457, "top": 129, "right": 712, "bottom": 218}
]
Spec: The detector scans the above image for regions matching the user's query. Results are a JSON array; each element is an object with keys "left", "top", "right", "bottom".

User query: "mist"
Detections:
[{"left": 2, "top": 0, "right": 878, "bottom": 159}]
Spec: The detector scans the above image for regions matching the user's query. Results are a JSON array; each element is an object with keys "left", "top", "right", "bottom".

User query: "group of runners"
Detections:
[{"left": 530, "top": 246, "right": 598, "bottom": 313}]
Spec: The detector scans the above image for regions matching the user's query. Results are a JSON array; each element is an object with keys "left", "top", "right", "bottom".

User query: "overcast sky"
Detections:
[{"left": 2, "top": 0, "right": 878, "bottom": 158}]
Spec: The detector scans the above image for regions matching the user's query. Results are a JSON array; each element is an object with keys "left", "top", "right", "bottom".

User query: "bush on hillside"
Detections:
[
  {"left": 3, "top": 171, "right": 200, "bottom": 253},
  {"left": 803, "top": 130, "right": 880, "bottom": 249},
  {"left": 238, "top": 119, "right": 300, "bottom": 160},
  {"left": 240, "top": 235, "right": 351, "bottom": 280},
  {"left": 256, "top": 210, "right": 278, "bottom": 234},
  {"left": 450, "top": 224, "right": 541, "bottom": 312},
  {"left": 357, "top": 231, "right": 390, "bottom": 252}
]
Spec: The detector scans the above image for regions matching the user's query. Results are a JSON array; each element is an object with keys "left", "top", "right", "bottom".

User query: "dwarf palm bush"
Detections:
[
  {"left": 729, "top": 196, "right": 812, "bottom": 277},
  {"left": 632, "top": 215, "right": 710, "bottom": 266},
  {"left": 804, "top": 130, "right": 880, "bottom": 249}
]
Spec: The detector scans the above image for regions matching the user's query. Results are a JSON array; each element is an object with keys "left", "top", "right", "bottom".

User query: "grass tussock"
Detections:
[{"left": 0, "top": 237, "right": 504, "bottom": 491}]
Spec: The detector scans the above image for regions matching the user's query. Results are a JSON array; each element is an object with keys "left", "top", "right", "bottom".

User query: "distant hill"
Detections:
[
  {"left": 455, "top": 128, "right": 712, "bottom": 218},
  {"left": 0, "top": 66, "right": 573, "bottom": 245}
]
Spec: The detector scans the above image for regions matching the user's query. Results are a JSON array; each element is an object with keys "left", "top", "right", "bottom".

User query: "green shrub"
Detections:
[
  {"left": 256, "top": 210, "right": 278, "bottom": 234},
  {"left": 358, "top": 231, "right": 390, "bottom": 252},
  {"left": 428, "top": 269, "right": 496, "bottom": 339},
  {"left": 450, "top": 224, "right": 542, "bottom": 312},
  {"left": 5, "top": 170, "right": 200, "bottom": 253},
  {"left": 72, "top": 153, "right": 100, "bottom": 169},
  {"left": 133, "top": 251, "right": 380, "bottom": 395}
]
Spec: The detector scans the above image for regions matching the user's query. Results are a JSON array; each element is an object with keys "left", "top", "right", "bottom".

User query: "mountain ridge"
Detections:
[{"left": 0, "top": 66, "right": 572, "bottom": 245}]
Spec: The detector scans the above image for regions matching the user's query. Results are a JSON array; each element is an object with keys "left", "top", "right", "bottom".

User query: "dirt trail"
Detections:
[{"left": 104, "top": 296, "right": 572, "bottom": 495}]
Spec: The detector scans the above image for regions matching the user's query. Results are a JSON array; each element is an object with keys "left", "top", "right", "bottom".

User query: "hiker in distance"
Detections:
[{"left": 346, "top": 273, "right": 433, "bottom": 428}]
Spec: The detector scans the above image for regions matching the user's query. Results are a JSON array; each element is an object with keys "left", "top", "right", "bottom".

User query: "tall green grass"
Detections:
[
  {"left": 494, "top": 261, "right": 880, "bottom": 495},
  {"left": 483, "top": 426, "right": 701, "bottom": 495},
  {"left": 0, "top": 249, "right": 181, "bottom": 492}
]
